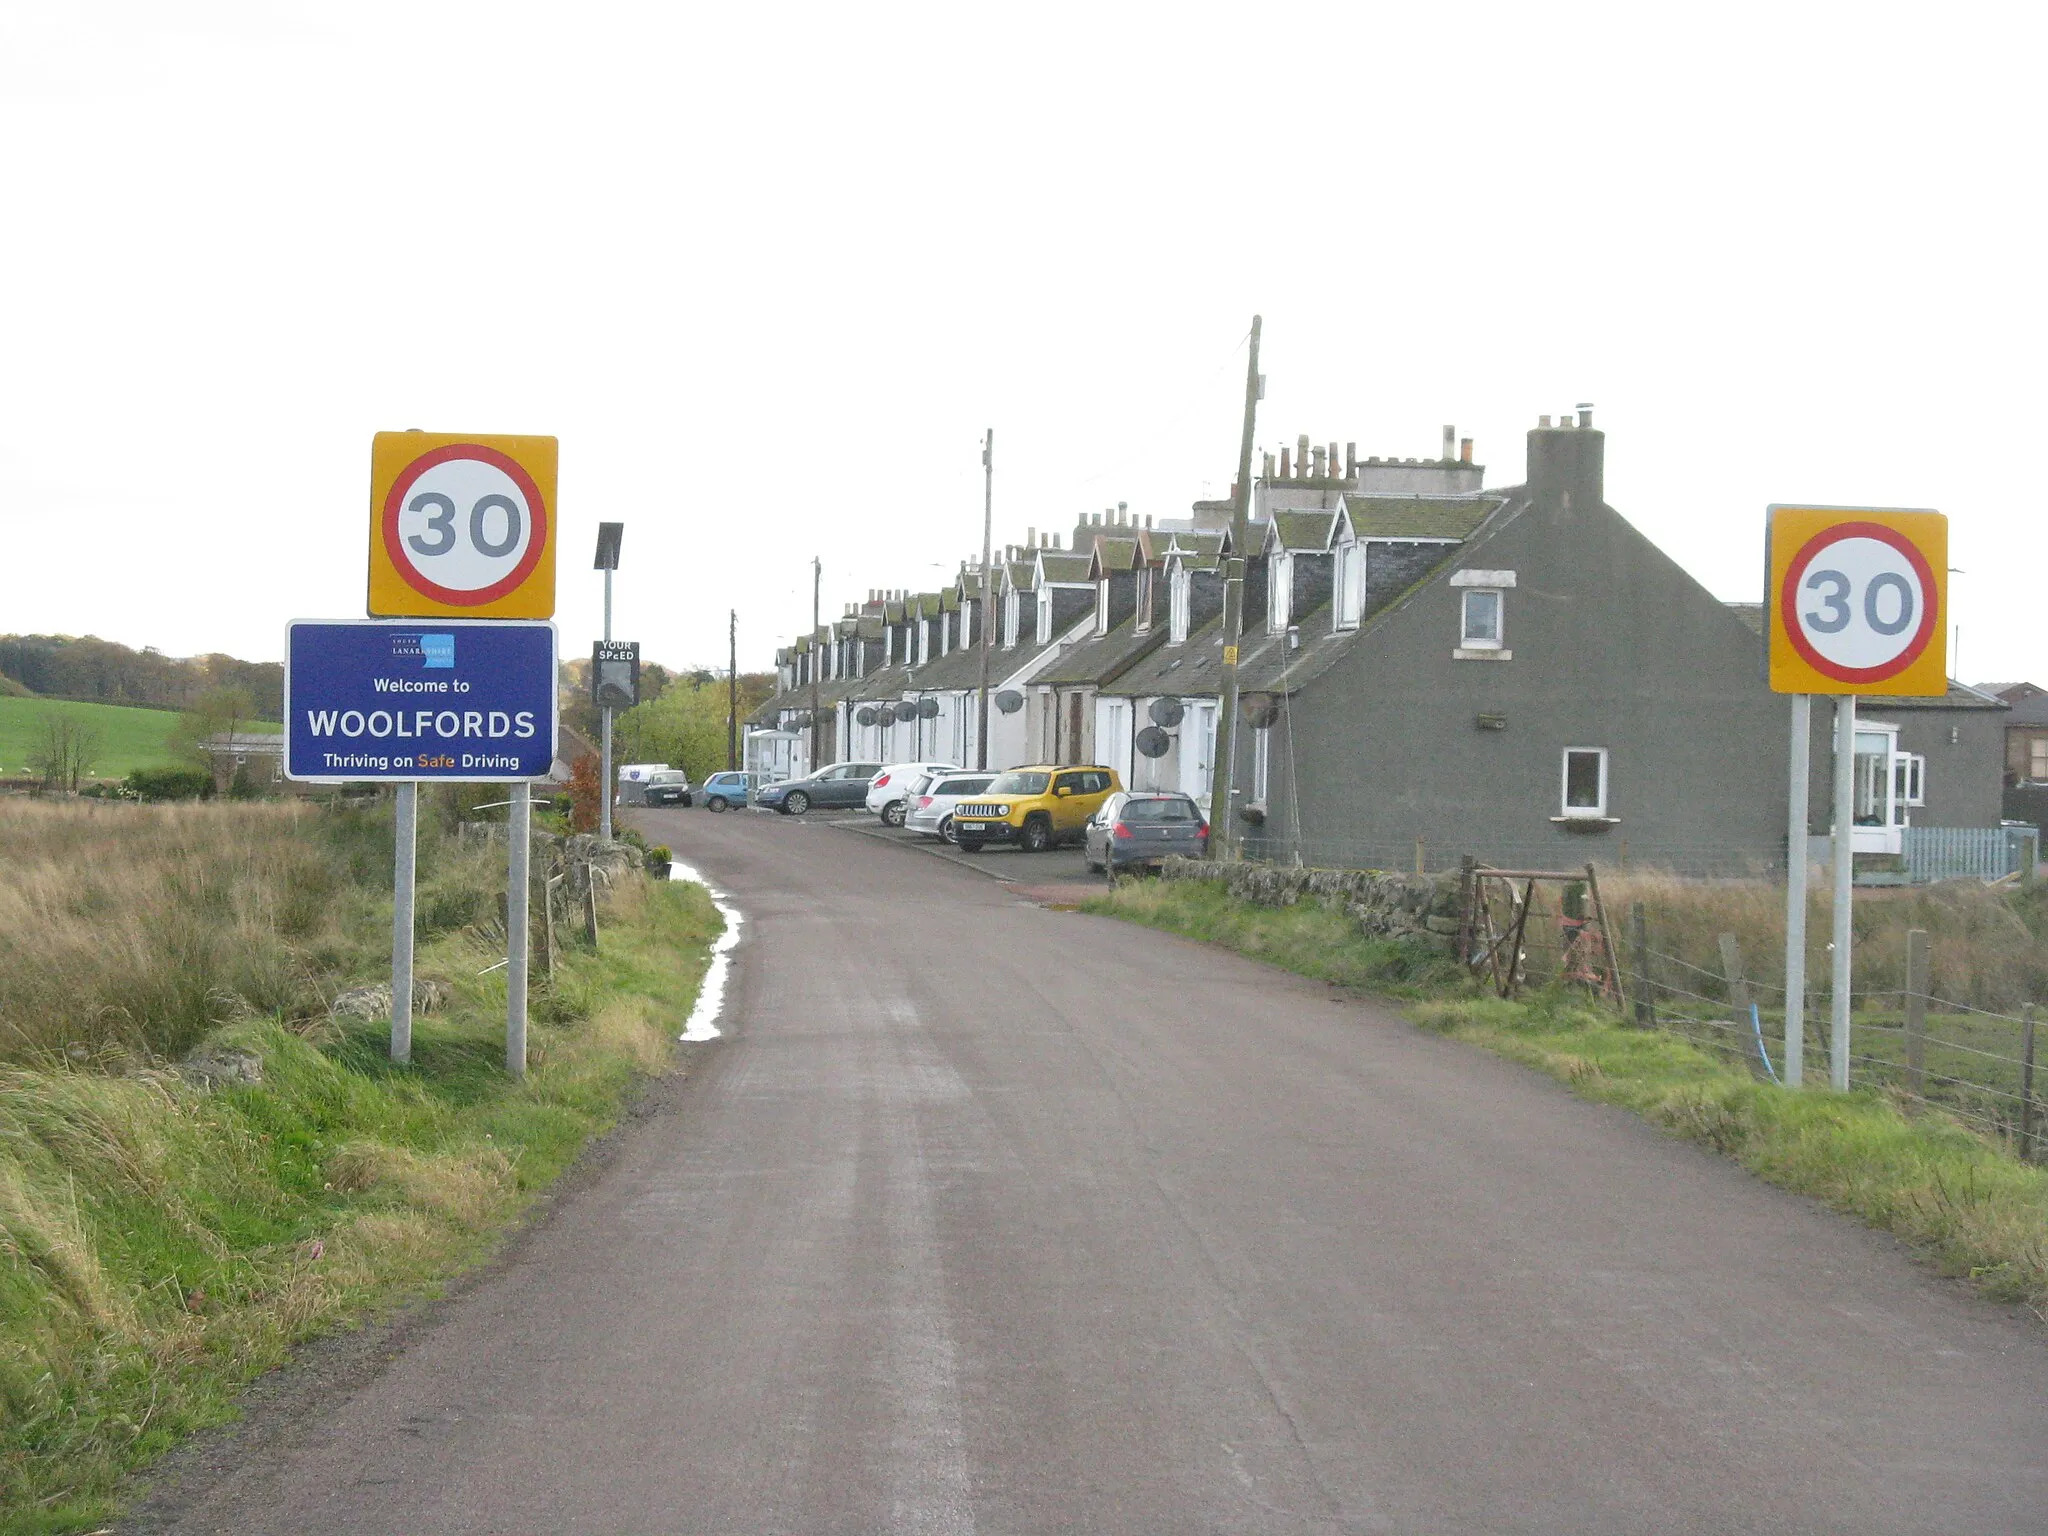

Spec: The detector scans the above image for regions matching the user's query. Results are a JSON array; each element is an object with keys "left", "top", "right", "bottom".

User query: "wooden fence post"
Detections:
[
  {"left": 1585, "top": 865, "right": 1627, "bottom": 1017},
  {"left": 1903, "top": 927, "right": 1928, "bottom": 1104},
  {"left": 1630, "top": 901, "right": 1655, "bottom": 1029},
  {"left": 1718, "top": 933, "right": 1752, "bottom": 1065},
  {"left": 544, "top": 872, "right": 561, "bottom": 981},
  {"left": 1456, "top": 856, "right": 1477, "bottom": 967},
  {"left": 2020, "top": 1005, "right": 2037, "bottom": 1164},
  {"left": 584, "top": 870, "right": 601, "bottom": 951}
]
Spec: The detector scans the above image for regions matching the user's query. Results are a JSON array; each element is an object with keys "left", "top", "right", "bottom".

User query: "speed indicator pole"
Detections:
[{"left": 1767, "top": 505, "right": 1947, "bottom": 1091}]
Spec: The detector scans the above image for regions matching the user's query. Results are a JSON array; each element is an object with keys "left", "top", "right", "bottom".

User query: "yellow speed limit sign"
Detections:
[
  {"left": 1766, "top": 505, "right": 1946, "bottom": 695},
  {"left": 368, "top": 432, "right": 558, "bottom": 619}
]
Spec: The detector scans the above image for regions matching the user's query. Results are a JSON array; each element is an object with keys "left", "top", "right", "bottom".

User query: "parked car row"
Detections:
[{"left": 646, "top": 757, "right": 1206, "bottom": 874}]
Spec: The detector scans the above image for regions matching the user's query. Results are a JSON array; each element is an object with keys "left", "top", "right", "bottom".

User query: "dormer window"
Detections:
[
  {"left": 1169, "top": 564, "right": 1191, "bottom": 644},
  {"left": 1005, "top": 590, "right": 1021, "bottom": 647},
  {"left": 1036, "top": 588, "right": 1052, "bottom": 645},
  {"left": 1135, "top": 567, "right": 1153, "bottom": 633},
  {"left": 1095, "top": 579, "right": 1110, "bottom": 633},
  {"left": 917, "top": 619, "right": 931, "bottom": 665},
  {"left": 939, "top": 612, "right": 950, "bottom": 657},
  {"left": 1268, "top": 552, "right": 1293, "bottom": 635},
  {"left": 1334, "top": 540, "right": 1364, "bottom": 629}
]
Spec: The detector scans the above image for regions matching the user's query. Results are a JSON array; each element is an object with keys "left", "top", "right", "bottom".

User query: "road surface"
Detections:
[{"left": 132, "top": 808, "right": 2048, "bottom": 1533}]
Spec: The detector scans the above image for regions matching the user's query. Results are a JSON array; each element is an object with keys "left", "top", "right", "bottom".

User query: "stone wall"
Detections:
[{"left": 1160, "top": 857, "right": 1463, "bottom": 949}]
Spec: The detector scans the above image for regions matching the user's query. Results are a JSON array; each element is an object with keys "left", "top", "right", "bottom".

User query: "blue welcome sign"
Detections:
[{"left": 285, "top": 619, "right": 558, "bottom": 782}]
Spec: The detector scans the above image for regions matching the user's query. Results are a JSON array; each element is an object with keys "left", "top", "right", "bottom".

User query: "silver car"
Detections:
[
  {"left": 904, "top": 771, "right": 996, "bottom": 841},
  {"left": 1083, "top": 791, "right": 1209, "bottom": 874}
]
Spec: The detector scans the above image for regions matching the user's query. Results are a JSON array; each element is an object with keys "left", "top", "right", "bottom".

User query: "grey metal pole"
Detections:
[
  {"left": 507, "top": 782, "right": 531, "bottom": 1077},
  {"left": 1207, "top": 314, "right": 1263, "bottom": 857},
  {"left": 1783, "top": 693, "right": 1810, "bottom": 1087},
  {"left": 1829, "top": 695, "right": 1856, "bottom": 1091},
  {"left": 391, "top": 781, "right": 417, "bottom": 1065},
  {"left": 600, "top": 567, "right": 614, "bottom": 843}
]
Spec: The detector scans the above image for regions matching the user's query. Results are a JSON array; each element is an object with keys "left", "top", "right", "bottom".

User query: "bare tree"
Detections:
[{"left": 28, "top": 714, "right": 102, "bottom": 794}]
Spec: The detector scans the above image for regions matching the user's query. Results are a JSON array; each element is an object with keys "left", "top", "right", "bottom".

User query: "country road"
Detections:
[{"left": 132, "top": 809, "right": 2048, "bottom": 1535}]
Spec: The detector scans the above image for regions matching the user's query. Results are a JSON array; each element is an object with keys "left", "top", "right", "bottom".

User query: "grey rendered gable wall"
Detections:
[{"left": 1270, "top": 494, "right": 1792, "bottom": 872}]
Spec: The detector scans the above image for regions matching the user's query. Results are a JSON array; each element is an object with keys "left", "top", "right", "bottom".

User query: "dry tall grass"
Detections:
[{"left": 0, "top": 797, "right": 498, "bottom": 1066}]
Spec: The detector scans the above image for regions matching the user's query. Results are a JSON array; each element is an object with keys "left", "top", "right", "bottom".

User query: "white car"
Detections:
[
  {"left": 865, "top": 760, "right": 959, "bottom": 827},
  {"left": 904, "top": 770, "right": 997, "bottom": 841}
]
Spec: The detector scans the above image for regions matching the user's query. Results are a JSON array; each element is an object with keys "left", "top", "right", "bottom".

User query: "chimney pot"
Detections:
[
  {"left": 1460, "top": 437, "right": 1473, "bottom": 463},
  {"left": 1539, "top": 415, "right": 1552, "bottom": 428},
  {"left": 1027, "top": 526, "right": 1036, "bottom": 549},
  {"left": 1576, "top": 402, "right": 1594, "bottom": 428},
  {"left": 1053, "top": 534, "right": 1061, "bottom": 549},
  {"left": 1442, "top": 425, "right": 1456, "bottom": 460},
  {"left": 1296, "top": 433, "right": 1310, "bottom": 479},
  {"left": 1263, "top": 450, "right": 1276, "bottom": 480},
  {"left": 1279, "top": 447, "right": 1292, "bottom": 477},
  {"left": 1561, "top": 413, "right": 1575, "bottom": 429},
  {"left": 1312, "top": 446, "right": 1327, "bottom": 478},
  {"left": 1345, "top": 442, "right": 1356, "bottom": 477}
]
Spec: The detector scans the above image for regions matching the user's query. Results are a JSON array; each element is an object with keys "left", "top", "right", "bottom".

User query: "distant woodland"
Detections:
[{"left": 0, "top": 635, "right": 284, "bottom": 720}]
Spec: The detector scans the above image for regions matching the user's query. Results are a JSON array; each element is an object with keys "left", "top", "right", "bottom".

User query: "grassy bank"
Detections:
[
  {"left": 1085, "top": 877, "right": 2048, "bottom": 1318},
  {"left": 0, "top": 801, "right": 721, "bottom": 1532}
]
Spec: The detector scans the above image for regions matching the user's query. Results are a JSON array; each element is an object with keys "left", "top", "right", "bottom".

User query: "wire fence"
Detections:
[{"left": 1458, "top": 870, "right": 2042, "bottom": 1162}]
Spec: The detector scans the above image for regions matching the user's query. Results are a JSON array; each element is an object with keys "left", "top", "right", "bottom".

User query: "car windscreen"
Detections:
[
  {"left": 986, "top": 771, "right": 1049, "bottom": 795},
  {"left": 1120, "top": 798, "right": 1198, "bottom": 823},
  {"left": 937, "top": 777, "right": 993, "bottom": 795}
]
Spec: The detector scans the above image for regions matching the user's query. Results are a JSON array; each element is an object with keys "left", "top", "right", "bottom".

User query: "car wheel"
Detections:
[
  {"left": 1020, "top": 816, "right": 1052, "bottom": 854},
  {"left": 882, "top": 800, "right": 907, "bottom": 828},
  {"left": 785, "top": 790, "right": 810, "bottom": 816},
  {"left": 681, "top": 794, "right": 693, "bottom": 808},
  {"left": 956, "top": 838, "right": 984, "bottom": 853},
  {"left": 939, "top": 815, "right": 956, "bottom": 844},
  {"left": 707, "top": 796, "right": 728, "bottom": 813}
]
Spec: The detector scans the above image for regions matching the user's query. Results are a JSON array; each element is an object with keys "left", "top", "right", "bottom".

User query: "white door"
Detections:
[
  {"left": 1098, "top": 698, "right": 1133, "bottom": 784},
  {"left": 1851, "top": 725, "right": 1904, "bottom": 854},
  {"left": 1182, "top": 702, "right": 1216, "bottom": 800}
]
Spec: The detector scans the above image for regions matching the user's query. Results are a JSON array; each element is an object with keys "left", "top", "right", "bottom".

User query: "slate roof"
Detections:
[
  {"left": 1343, "top": 493, "right": 1503, "bottom": 540},
  {"left": 1162, "top": 531, "right": 1226, "bottom": 571},
  {"left": 1087, "top": 536, "right": 1140, "bottom": 575},
  {"left": 1038, "top": 553, "right": 1095, "bottom": 584},
  {"left": 1720, "top": 603, "right": 2007, "bottom": 710},
  {"left": 1267, "top": 510, "right": 1338, "bottom": 552},
  {"left": 1035, "top": 611, "right": 1173, "bottom": 687},
  {"left": 1004, "top": 560, "right": 1039, "bottom": 593}
]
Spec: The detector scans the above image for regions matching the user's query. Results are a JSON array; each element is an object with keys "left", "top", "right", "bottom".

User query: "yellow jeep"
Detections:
[{"left": 952, "top": 765, "right": 1121, "bottom": 853}]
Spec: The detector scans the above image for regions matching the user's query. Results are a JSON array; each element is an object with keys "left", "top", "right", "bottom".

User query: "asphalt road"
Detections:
[{"left": 135, "top": 807, "right": 2048, "bottom": 1534}]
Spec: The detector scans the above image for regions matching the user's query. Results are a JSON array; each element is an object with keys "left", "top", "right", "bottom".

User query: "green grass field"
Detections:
[{"left": 0, "top": 695, "right": 278, "bottom": 780}]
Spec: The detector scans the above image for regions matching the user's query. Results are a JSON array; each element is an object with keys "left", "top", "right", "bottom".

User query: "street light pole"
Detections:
[
  {"left": 594, "top": 522, "right": 624, "bottom": 842},
  {"left": 1207, "top": 315, "right": 1263, "bottom": 857}
]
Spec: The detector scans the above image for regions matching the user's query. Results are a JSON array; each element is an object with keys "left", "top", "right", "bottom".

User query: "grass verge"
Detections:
[
  {"left": 1084, "top": 876, "right": 2048, "bottom": 1319},
  {"left": 0, "top": 863, "right": 720, "bottom": 1534}
]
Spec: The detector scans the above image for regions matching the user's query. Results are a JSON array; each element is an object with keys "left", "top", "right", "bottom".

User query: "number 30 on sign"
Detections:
[
  {"left": 1766, "top": 505, "right": 1946, "bottom": 695},
  {"left": 368, "top": 433, "right": 558, "bottom": 619}
]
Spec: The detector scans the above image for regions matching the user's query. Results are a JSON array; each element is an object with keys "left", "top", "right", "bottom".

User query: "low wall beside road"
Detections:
[{"left": 1160, "top": 857, "right": 1463, "bottom": 949}]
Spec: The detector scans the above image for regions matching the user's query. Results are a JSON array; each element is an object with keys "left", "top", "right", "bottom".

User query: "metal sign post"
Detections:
[
  {"left": 392, "top": 782, "right": 418, "bottom": 1064},
  {"left": 1766, "top": 505, "right": 1947, "bottom": 1092},
  {"left": 507, "top": 782, "right": 531, "bottom": 1076},
  {"left": 594, "top": 524, "right": 624, "bottom": 842}
]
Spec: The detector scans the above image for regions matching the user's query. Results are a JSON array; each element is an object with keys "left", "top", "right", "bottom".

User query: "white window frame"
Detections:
[
  {"left": 1269, "top": 551, "right": 1292, "bottom": 635},
  {"left": 1560, "top": 747, "right": 1609, "bottom": 819},
  {"left": 1894, "top": 751, "right": 1926, "bottom": 808},
  {"left": 1095, "top": 578, "right": 1111, "bottom": 634},
  {"left": 1005, "top": 589, "right": 1021, "bottom": 648},
  {"left": 1252, "top": 725, "right": 1270, "bottom": 803},
  {"left": 1036, "top": 589, "right": 1052, "bottom": 646},
  {"left": 1461, "top": 588, "right": 1504, "bottom": 650},
  {"left": 2031, "top": 737, "right": 2048, "bottom": 782},
  {"left": 1334, "top": 540, "right": 1363, "bottom": 630},
  {"left": 918, "top": 619, "right": 930, "bottom": 665},
  {"left": 1135, "top": 567, "right": 1153, "bottom": 633},
  {"left": 1169, "top": 565, "right": 1191, "bottom": 644}
]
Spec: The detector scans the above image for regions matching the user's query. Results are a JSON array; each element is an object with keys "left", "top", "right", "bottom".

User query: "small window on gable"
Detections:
[
  {"left": 1462, "top": 589, "right": 1503, "bottom": 649},
  {"left": 1004, "top": 590, "right": 1020, "bottom": 647},
  {"left": 1135, "top": 567, "right": 1153, "bottom": 632},
  {"left": 1562, "top": 748, "right": 1608, "bottom": 818},
  {"left": 1269, "top": 552, "right": 1292, "bottom": 635},
  {"left": 1170, "top": 565, "right": 1191, "bottom": 644},
  {"left": 1096, "top": 579, "right": 1110, "bottom": 633},
  {"left": 917, "top": 620, "right": 930, "bottom": 665},
  {"left": 1036, "top": 590, "right": 1052, "bottom": 645},
  {"left": 1894, "top": 752, "right": 1926, "bottom": 808}
]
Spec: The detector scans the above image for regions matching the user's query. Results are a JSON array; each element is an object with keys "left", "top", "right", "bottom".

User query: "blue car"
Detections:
[{"left": 699, "top": 771, "right": 760, "bottom": 812}]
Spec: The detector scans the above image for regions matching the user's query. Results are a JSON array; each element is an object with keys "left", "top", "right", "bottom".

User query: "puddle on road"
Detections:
[{"left": 668, "top": 859, "right": 741, "bottom": 1041}]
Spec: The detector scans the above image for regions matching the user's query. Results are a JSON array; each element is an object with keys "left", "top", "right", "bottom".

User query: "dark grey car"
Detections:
[
  {"left": 1083, "top": 792, "right": 1209, "bottom": 874},
  {"left": 754, "top": 761, "right": 884, "bottom": 816}
]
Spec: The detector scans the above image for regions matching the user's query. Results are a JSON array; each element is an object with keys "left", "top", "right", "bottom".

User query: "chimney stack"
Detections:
[
  {"left": 1459, "top": 437, "right": 1473, "bottom": 463},
  {"left": 1442, "top": 425, "right": 1456, "bottom": 460}
]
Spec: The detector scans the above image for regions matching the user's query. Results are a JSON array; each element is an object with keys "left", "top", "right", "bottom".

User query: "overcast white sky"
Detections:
[{"left": 3, "top": 2, "right": 2043, "bottom": 683}]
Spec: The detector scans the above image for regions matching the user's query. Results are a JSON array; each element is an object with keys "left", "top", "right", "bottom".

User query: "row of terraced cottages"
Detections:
[{"left": 747, "top": 413, "right": 2022, "bottom": 879}]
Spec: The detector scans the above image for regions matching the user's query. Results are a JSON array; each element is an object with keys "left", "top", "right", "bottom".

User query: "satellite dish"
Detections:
[
  {"left": 1135, "top": 725, "right": 1171, "bottom": 759},
  {"left": 1148, "top": 696, "right": 1185, "bottom": 728},
  {"left": 918, "top": 698, "right": 939, "bottom": 719},
  {"left": 856, "top": 706, "right": 877, "bottom": 726},
  {"left": 995, "top": 689, "right": 1024, "bottom": 715},
  {"left": 1240, "top": 692, "right": 1282, "bottom": 728},
  {"left": 877, "top": 705, "right": 898, "bottom": 726}
]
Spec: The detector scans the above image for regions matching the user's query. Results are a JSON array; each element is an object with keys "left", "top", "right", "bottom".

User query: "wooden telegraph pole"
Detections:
[
  {"left": 727, "top": 608, "right": 738, "bottom": 773},
  {"left": 809, "top": 556, "right": 822, "bottom": 776},
  {"left": 1206, "top": 316, "right": 1263, "bottom": 857},
  {"left": 977, "top": 428, "right": 995, "bottom": 770}
]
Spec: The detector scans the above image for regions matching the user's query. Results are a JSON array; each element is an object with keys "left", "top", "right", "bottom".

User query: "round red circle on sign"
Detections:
[
  {"left": 1778, "top": 520, "right": 1939, "bottom": 685},
  {"left": 380, "top": 444, "right": 550, "bottom": 606}
]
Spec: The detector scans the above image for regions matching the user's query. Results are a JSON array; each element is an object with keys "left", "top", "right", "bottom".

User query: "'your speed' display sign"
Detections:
[
  {"left": 368, "top": 432, "right": 558, "bottom": 619},
  {"left": 1767, "top": 506, "right": 1947, "bottom": 695}
]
